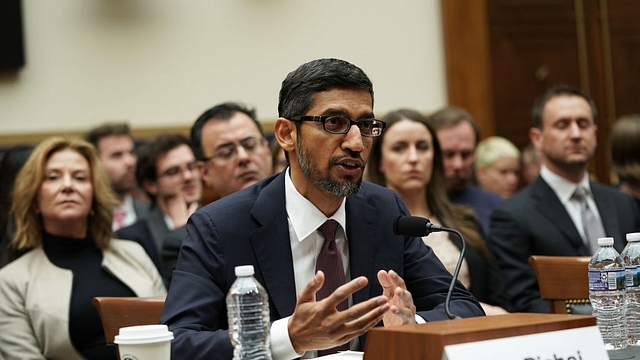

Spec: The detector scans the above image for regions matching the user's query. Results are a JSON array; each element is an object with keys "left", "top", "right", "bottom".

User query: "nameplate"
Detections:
[{"left": 442, "top": 326, "right": 608, "bottom": 360}]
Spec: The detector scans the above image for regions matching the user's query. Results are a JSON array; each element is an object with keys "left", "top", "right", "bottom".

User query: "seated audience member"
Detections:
[
  {"left": 190, "top": 102, "right": 272, "bottom": 202},
  {"left": 474, "top": 136, "right": 521, "bottom": 199},
  {"left": 0, "top": 137, "right": 165, "bottom": 360},
  {"left": 0, "top": 144, "right": 34, "bottom": 268},
  {"left": 85, "top": 123, "right": 149, "bottom": 230},
  {"left": 428, "top": 106, "right": 503, "bottom": 234},
  {"left": 610, "top": 114, "right": 640, "bottom": 210},
  {"left": 116, "top": 134, "right": 202, "bottom": 286},
  {"left": 368, "top": 108, "right": 512, "bottom": 315},
  {"left": 521, "top": 141, "right": 542, "bottom": 186},
  {"left": 271, "top": 139, "right": 288, "bottom": 174},
  {"left": 488, "top": 85, "right": 640, "bottom": 313},
  {"left": 161, "top": 58, "right": 484, "bottom": 360}
]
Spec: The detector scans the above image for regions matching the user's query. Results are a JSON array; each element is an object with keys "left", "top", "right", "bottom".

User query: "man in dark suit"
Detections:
[
  {"left": 116, "top": 133, "right": 202, "bottom": 286},
  {"left": 488, "top": 85, "right": 640, "bottom": 313},
  {"left": 85, "top": 122, "right": 149, "bottom": 230},
  {"left": 160, "top": 58, "right": 484, "bottom": 360},
  {"left": 190, "top": 102, "right": 273, "bottom": 203},
  {"left": 428, "top": 106, "right": 504, "bottom": 235}
]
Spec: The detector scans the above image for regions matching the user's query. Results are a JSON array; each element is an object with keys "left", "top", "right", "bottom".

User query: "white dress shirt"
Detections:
[
  {"left": 270, "top": 168, "right": 349, "bottom": 359},
  {"left": 539, "top": 165, "right": 604, "bottom": 245},
  {"left": 112, "top": 194, "right": 138, "bottom": 231}
]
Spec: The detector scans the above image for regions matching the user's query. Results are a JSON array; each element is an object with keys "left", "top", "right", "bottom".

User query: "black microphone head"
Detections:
[{"left": 393, "top": 216, "right": 430, "bottom": 237}]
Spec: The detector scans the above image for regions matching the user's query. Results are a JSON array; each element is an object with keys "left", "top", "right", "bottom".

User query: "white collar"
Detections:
[
  {"left": 118, "top": 194, "right": 135, "bottom": 213},
  {"left": 284, "top": 168, "right": 347, "bottom": 242},
  {"left": 539, "top": 165, "right": 592, "bottom": 203}
]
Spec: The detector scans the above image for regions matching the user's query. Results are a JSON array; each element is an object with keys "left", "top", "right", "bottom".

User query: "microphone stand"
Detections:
[
  {"left": 439, "top": 227, "right": 465, "bottom": 320},
  {"left": 394, "top": 216, "right": 467, "bottom": 320}
]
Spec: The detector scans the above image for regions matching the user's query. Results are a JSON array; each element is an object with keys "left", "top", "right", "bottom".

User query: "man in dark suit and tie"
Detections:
[
  {"left": 488, "top": 85, "right": 640, "bottom": 313},
  {"left": 160, "top": 58, "right": 484, "bottom": 360},
  {"left": 85, "top": 122, "right": 149, "bottom": 230}
]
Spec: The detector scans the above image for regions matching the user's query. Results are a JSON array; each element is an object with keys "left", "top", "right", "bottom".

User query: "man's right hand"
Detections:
[
  {"left": 287, "top": 271, "right": 390, "bottom": 354},
  {"left": 162, "top": 193, "right": 198, "bottom": 229}
]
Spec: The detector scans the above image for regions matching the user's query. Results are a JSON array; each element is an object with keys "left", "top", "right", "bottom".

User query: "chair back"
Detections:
[
  {"left": 92, "top": 296, "right": 166, "bottom": 345},
  {"left": 528, "top": 255, "right": 592, "bottom": 314}
]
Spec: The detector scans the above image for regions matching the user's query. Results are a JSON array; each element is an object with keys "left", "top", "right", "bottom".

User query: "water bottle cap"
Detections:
[
  {"left": 597, "top": 237, "right": 614, "bottom": 246},
  {"left": 235, "top": 265, "right": 255, "bottom": 276},
  {"left": 627, "top": 233, "right": 640, "bottom": 242}
]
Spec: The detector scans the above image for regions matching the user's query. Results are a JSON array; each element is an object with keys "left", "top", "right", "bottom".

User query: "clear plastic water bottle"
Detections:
[
  {"left": 589, "top": 237, "right": 627, "bottom": 350},
  {"left": 226, "top": 265, "right": 272, "bottom": 360},
  {"left": 622, "top": 232, "right": 640, "bottom": 346}
]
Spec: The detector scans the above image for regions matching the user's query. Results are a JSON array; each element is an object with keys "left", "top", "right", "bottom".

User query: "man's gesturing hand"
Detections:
[
  {"left": 377, "top": 270, "right": 417, "bottom": 327},
  {"left": 288, "top": 271, "right": 390, "bottom": 354}
]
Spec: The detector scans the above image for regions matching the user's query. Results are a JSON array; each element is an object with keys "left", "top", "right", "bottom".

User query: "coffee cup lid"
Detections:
[{"left": 114, "top": 324, "right": 174, "bottom": 345}]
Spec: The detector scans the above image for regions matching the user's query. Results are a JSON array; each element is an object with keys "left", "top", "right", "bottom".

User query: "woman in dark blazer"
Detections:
[{"left": 367, "top": 108, "right": 513, "bottom": 314}]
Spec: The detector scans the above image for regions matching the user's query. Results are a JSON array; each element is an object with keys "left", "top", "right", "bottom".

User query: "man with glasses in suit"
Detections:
[
  {"left": 190, "top": 102, "right": 273, "bottom": 202},
  {"left": 116, "top": 133, "right": 202, "bottom": 287},
  {"left": 161, "top": 58, "right": 483, "bottom": 360}
]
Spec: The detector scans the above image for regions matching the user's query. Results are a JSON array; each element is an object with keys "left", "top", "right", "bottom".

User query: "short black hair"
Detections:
[
  {"left": 136, "top": 133, "right": 192, "bottom": 201},
  {"left": 190, "top": 102, "right": 262, "bottom": 160},
  {"left": 531, "top": 85, "right": 597, "bottom": 129},
  {"left": 277, "top": 58, "right": 374, "bottom": 120}
]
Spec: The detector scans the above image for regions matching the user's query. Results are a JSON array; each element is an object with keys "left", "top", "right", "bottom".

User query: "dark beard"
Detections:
[
  {"left": 296, "top": 136, "right": 363, "bottom": 197},
  {"left": 546, "top": 153, "right": 590, "bottom": 174}
]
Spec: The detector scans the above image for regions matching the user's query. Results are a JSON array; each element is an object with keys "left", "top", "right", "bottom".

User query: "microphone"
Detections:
[{"left": 393, "top": 215, "right": 466, "bottom": 320}]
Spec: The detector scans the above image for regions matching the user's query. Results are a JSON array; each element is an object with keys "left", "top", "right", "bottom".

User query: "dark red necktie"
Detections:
[{"left": 316, "top": 219, "right": 350, "bottom": 355}]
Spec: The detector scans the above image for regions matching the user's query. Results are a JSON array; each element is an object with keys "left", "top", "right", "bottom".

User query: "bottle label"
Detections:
[
  {"left": 626, "top": 265, "right": 640, "bottom": 288},
  {"left": 588, "top": 269, "right": 625, "bottom": 291}
]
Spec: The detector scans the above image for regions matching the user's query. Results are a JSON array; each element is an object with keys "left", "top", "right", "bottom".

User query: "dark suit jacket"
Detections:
[
  {"left": 451, "top": 184, "right": 503, "bottom": 236},
  {"left": 488, "top": 176, "right": 640, "bottom": 313},
  {"left": 448, "top": 220, "right": 513, "bottom": 312},
  {"left": 132, "top": 198, "right": 150, "bottom": 221},
  {"left": 116, "top": 206, "right": 187, "bottom": 287},
  {"left": 160, "top": 172, "right": 484, "bottom": 360}
]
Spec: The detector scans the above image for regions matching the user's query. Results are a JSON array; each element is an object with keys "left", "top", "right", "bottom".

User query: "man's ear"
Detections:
[
  {"left": 529, "top": 127, "right": 542, "bottom": 153},
  {"left": 196, "top": 161, "right": 214, "bottom": 188},
  {"left": 274, "top": 118, "right": 296, "bottom": 153}
]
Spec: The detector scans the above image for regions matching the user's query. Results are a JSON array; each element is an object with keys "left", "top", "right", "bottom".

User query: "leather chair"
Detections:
[
  {"left": 92, "top": 296, "right": 166, "bottom": 346},
  {"left": 528, "top": 255, "right": 593, "bottom": 314}
]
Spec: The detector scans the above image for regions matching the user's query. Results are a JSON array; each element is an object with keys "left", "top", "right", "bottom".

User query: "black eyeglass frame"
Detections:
[{"left": 289, "top": 115, "right": 386, "bottom": 137}]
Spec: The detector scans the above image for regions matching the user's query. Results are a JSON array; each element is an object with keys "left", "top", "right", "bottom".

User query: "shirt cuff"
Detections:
[
  {"left": 270, "top": 316, "right": 305, "bottom": 360},
  {"left": 415, "top": 314, "right": 426, "bottom": 324}
]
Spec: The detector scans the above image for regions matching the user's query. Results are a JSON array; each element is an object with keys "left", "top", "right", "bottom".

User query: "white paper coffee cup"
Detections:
[{"left": 114, "top": 324, "right": 174, "bottom": 360}]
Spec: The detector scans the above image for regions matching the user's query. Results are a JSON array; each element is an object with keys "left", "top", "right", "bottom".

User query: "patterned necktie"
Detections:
[
  {"left": 316, "top": 219, "right": 349, "bottom": 355},
  {"left": 572, "top": 187, "right": 606, "bottom": 254}
]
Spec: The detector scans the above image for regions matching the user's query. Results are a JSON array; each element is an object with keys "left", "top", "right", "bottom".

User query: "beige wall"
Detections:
[{"left": 0, "top": 0, "right": 447, "bottom": 140}]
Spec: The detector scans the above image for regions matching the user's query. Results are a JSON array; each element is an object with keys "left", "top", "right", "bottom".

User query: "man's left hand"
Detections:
[{"left": 377, "top": 270, "right": 416, "bottom": 327}]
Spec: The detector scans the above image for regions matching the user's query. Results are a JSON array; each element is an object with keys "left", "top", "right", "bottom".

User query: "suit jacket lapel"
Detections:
[
  {"left": 531, "top": 177, "right": 588, "bottom": 253},
  {"left": 250, "top": 173, "right": 297, "bottom": 319},
  {"left": 345, "top": 190, "right": 378, "bottom": 306}
]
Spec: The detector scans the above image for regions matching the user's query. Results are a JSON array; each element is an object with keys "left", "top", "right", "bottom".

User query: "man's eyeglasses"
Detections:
[
  {"left": 158, "top": 161, "right": 198, "bottom": 178},
  {"left": 289, "top": 115, "right": 386, "bottom": 137},
  {"left": 202, "top": 137, "right": 267, "bottom": 164}
]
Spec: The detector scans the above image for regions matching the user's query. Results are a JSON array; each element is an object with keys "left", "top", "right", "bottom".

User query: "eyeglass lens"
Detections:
[
  {"left": 212, "top": 137, "right": 264, "bottom": 161},
  {"left": 324, "top": 116, "right": 383, "bottom": 136}
]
